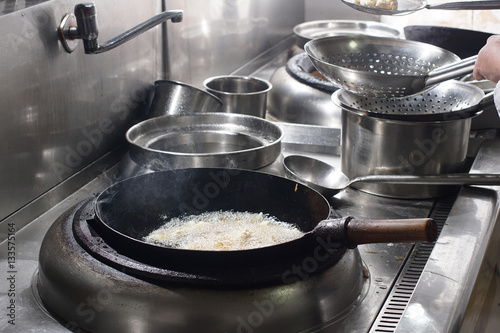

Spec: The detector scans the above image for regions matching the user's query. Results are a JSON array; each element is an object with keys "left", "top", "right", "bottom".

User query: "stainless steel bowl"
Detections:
[{"left": 126, "top": 113, "right": 283, "bottom": 171}]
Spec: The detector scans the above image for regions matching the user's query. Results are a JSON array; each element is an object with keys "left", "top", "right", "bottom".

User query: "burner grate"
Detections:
[{"left": 369, "top": 193, "right": 458, "bottom": 333}]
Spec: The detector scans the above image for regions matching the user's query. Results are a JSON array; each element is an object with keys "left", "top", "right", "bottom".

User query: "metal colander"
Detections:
[
  {"left": 332, "top": 80, "right": 493, "bottom": 121},
  {"left": 305, "top": 36, "right": 476, "bottom": 97}
]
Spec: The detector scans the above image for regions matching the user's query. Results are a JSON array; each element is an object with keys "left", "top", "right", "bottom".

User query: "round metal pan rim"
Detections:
[
  {"left": 126, "top": 113, "right": 283, "bottom": 170},
  {"left": 331, "top": 81, "right": 485, "bottom": 122},
  {"left": 127, "top": 114, "right": 283, "bottom": 157},
  {"left": 293, "top": 20, "right": 402, "bottom": 48},
  {"left": 202, "top": 75, "right": 273, "bottom": 96}
]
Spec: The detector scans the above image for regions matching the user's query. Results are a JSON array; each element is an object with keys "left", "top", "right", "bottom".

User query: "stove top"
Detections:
[
  {"left": 2, "top": 37, "right": 500, "bottom": 332},
  {"left": 35, "top": 196, "right": 369, "bottom": 332},
  {"left": 0, "top": 147, "right": 457, "bottom": 333}
]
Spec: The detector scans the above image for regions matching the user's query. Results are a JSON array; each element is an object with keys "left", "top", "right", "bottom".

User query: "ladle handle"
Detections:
[
  {"left": 346, "top": 218, "right": 437, "bottom": 245},
  {"left": 425, "top": 55, "right": 477, "bottom": 87},
  {"left": 428, "top": 1, "right": 500, "bottom": 10},
  {"left": 352, "top": 173, "right": 500, "bottom": 186}
]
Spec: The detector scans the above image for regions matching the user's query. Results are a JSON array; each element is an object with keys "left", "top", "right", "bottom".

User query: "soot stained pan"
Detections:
[
  {"left": 89, "top": 169, "right": 436, "bottom": 269},
  {"left": 404, "top": 25, "right": 493, "bottom": 59}
]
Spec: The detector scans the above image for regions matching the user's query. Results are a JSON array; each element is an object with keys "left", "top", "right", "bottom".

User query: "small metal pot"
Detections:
[
  {"left": 148, "top": 80, "right": 223, "bottom": 118},
  {"left": 203, "top": 75, "right": 272, "bottom": 118}
]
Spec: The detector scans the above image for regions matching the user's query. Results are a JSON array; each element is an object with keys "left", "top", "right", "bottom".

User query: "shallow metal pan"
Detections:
[
  {"left": 126, "top": 113, "right": 283, "bottom": 171},
  {"left": 293, "top": 20, "right": 402, "bottom": 48}
]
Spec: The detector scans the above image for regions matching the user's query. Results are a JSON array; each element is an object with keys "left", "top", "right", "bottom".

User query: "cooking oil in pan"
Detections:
[{"left": 143, "top": 211, "right": 303, "bottom": 251}]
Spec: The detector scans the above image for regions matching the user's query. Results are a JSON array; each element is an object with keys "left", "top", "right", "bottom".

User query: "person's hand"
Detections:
[{"left": 473, "top": 35, "right": 500, "bottom": 83}]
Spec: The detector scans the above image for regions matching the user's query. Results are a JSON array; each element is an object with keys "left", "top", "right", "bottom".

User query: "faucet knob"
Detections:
[{"left": 74, "top": 3, "right": 99, "bottom": 54}]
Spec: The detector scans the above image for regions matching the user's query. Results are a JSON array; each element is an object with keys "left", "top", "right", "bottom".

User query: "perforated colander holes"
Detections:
[
  {"left": 371, "top": 99, "right": 389, "bottom": 113},
  {"left": 368, "top": 58, "right": 376, "bottom": 71},
  {"left": 330, "top": 54, "right": 361, "bottom": 68}
]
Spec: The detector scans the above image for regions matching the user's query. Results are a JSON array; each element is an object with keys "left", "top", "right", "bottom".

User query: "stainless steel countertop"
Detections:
[{"left": 396, "top": 139, "right": 500, "bottom": 333}]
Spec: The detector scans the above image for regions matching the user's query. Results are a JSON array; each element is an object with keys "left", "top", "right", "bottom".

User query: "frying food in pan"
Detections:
[
  {"left": 143, "top": 210, "right": 303, "bottom": 251},
  {"left": 92, "top": 168, "right": 436, "bottom": 268}
]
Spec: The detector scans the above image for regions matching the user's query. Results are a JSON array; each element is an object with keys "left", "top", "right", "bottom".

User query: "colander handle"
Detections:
[{"left": 425, "top": 55, "right": 477, "bottom": 87}]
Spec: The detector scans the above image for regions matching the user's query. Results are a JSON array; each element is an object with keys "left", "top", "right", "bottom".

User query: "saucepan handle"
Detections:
[
  {"left": 312, "top": 217, "right": 437, "bottom": 247},
  {"left": 346, "top": 218, "right": 437, "bottom": 245}
]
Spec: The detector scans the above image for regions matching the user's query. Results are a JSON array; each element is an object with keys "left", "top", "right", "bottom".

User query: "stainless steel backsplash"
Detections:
[
  {"left": 164, "top": 0, "right": 303, "bottom": 86},
  {"left": 0, "top": 0, "right": 304, "bottom": 233}
]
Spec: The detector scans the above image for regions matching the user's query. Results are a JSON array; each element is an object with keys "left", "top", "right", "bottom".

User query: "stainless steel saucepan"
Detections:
[{"left": 330, "top": 80, "right": 492, "bottom": 198}]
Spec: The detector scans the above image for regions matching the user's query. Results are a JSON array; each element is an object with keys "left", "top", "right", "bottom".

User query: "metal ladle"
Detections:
[
  {"left": 283, "top": 155, "right": 500, "bottom": 197},
  {"left": 341, "top": 0, "right": 500, "bottom": 16}
]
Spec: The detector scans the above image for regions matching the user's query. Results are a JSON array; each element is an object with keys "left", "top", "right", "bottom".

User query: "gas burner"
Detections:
[
  {"left": 36, "top": 198, "right": 369, "bottom": 333},
  {"left": 285, "top": 52, "right": 338, "bottom": 94}
]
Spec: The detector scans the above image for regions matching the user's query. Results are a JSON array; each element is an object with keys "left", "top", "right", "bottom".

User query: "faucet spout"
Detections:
[{"left": 60, "top": 2, "right": 183, "bottom": 54}]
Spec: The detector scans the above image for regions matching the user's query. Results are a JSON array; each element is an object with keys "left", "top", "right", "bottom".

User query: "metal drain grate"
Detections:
[{"left": 369, "top": 194, "right": 458, "bottom": 333}]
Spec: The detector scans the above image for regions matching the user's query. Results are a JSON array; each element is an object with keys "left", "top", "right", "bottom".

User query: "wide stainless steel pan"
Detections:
[
  {"left": 293, "top": 20, "right": 402, "bottom": 48},
  {"left": 126, "top": 113, "right": 283, "bottom": 171}
]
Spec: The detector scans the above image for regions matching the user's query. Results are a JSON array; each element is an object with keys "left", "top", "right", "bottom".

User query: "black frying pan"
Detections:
[
  {"left": 90, "top": 168, "right": 435, "bottom": 268},
  {"left": 404, "top": 25, "right": 493, "bottom": 59}
]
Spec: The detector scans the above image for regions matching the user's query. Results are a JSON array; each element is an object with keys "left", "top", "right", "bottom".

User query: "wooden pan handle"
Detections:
[{"left": 346, "top": 218, "right": 437, "bottom": 245}]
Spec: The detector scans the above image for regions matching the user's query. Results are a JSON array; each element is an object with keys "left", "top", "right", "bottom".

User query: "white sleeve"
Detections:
[{"left": 494, "top": 81, "right": 500, "bottom": 115}]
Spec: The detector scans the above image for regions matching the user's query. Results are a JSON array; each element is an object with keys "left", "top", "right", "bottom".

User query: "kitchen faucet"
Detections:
[{"left": 58, "top": 2, "right": 183, "bottom": 54}]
